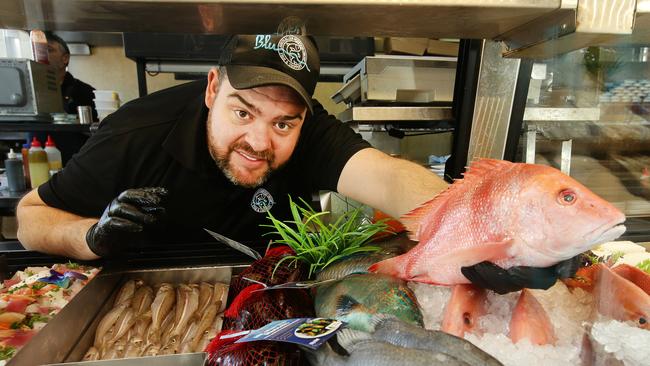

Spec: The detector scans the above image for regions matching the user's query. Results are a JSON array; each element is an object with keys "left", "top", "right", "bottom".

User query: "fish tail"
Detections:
[{"left": 368, "top": 255, "right": 406, "bottom": 278}]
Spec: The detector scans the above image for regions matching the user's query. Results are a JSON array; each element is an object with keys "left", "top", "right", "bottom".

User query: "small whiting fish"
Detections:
[
  {"left": 191, "top": 303, "right": 219, "bottom": 352},
  {"left": 82, "top": 346, "right": 100, "bottom": 361},
  {"left": 369, "top": 159, "right": 626, "bottom": 285},
  {"left": 314, "top": 273, "right": 423, "bottom": 332},
  {"left": 213, "top": 282, "right": 228, "bottom": 312},
  {"left": 159, "top": 305, "right": 176, "bottom": 346},
  {"left": 197, "top": 282, "right": 214, "bottom": 316},
  {"left": 368, "top": 316, "right": 502, "bottom": 366},
  {"left": 441, "top": 284, "right": 487, "bottom": 338},
  {"left": 169, "top": 285, "right": 199, "bottom": 346},
  {"left": 130, "top": 285, "right": 154, "bottom": 316},
  {"left": 123, "top": 341, "right": 141, "bottom": 359},
  {"left": 106, "top": 307, "right": 136, "bottom": 346},
  {"left": 149, "top": 283, "right": 175, "bottom": 343},
  {"left": 305, "top": 329, "right": 469, "bottom": 366},
  {"left": 509, "top": 289, "right": 557, "bottom": 345},
  {"left": 178, "top": 320, "right": 199, "bottom": 353},
  {"left": 114, "top": 280, "right": 136, "bottom": 306},
  {"left": 94, "top": 303, "right": 127, "bottom": 348},
  {"left": 593, "top": 264, "right": 650, "bottom": 329},
  {"left": 132, "top": 311, "right": 152, "bottom": 346},
  {"left": 315, "top": 233, "right": 417, "bottom": 282}
]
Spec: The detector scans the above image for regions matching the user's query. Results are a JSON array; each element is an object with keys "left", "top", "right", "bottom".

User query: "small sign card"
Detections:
[{"left": 235, "top": 318, "right": 345, "bottom": 350}]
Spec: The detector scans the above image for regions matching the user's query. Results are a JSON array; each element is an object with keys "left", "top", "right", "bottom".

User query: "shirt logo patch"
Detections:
[{"left": 251, "top": 188, "right": 275, "bottom": 213}]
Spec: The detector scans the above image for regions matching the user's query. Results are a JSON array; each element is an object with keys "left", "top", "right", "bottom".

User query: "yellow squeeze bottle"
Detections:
[{"left": 28, "top": 137, "right": 50, "bottom": 188}]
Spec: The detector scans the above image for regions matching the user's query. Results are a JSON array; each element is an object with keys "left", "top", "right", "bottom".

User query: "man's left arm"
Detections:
[{"left": 337, "top": 147, "right": 448, "bottom": 218}]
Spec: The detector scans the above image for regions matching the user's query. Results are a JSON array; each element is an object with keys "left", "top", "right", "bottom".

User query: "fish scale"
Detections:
[{"left": 370, "top": 159, "right": 627, "bottom": 285}]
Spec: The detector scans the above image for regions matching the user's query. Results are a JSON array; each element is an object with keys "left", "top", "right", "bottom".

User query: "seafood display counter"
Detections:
[{"left": 5, "top": 265, "right": 241, "bottom": 366}]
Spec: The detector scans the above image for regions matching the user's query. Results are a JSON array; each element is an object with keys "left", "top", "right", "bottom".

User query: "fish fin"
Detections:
[
  {"left": 368, "top": 255, "right": 406, "bottom": 278},
  {"left": 336, "top": 328, "right": 373, "bottom": 351},
  {"left": 406, "top": 239, "right": 514, "bottom": 284},
  {"left": 464, "top": 158, "right": 514, "bottom": 177},
  {"left": 441, "top": 239, "right": 513, "bottom": 267},
  {"left": 400, "top": 159, "right": 515, "bottom": 241},
  {"left": 509, "top": 289, "right": 557, "bottom": 345},
  {"left": 367, "top": 313, "right": 398, "bottom": 332},
  {"left": 400, "top": 195, "right": 444, "bottom": 241},
  {"left": 336, "top": 295, "right": 368, "bottom": 317}
]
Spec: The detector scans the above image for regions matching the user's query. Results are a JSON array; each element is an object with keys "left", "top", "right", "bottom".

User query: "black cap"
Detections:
[{"left": 219, "top": 35, "right": 320, "bottom": 113}]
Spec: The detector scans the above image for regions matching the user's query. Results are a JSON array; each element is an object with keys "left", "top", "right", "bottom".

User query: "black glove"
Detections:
[
  {"left": 86, "top": 187, "right": 168, "bottom": 258},
  {"left": 460, "top": 256, "right": 583, "bottom": 295}
]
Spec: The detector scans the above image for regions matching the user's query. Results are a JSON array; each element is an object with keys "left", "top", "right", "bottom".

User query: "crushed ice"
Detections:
[{"left": 410, "top": 281, "right": 649, "bottom": 366}]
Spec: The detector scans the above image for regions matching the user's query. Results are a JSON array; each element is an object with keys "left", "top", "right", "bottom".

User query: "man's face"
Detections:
[
  {"left": 205, "top": 69, "right": 307, "bottom": 188},
  {"left": 47, "top": 41, "right": 69, "bottom": 72}
]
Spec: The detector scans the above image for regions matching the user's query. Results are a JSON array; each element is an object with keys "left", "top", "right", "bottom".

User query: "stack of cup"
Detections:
[{"left": 93, "top": 90, "right": 121, "bottom": 121}]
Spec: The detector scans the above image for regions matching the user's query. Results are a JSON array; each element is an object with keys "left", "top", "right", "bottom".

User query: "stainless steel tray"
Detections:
[
  {"left": 46, "top": 352, "right": 206, "bottom": 366},
  {"left": 8, "top": 265, "right": 241, "bottom": 366}
]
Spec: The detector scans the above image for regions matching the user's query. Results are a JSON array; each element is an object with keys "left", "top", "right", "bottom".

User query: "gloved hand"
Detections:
[
  {"left": 460, "top": 255, "right": 583, "bottom": 294},
  {"left": 86, "top": 187, "right": 168, "bottom": 258}
]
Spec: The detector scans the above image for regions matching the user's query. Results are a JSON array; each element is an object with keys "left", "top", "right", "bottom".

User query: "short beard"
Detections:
[{"left": 206, "top": 112, "right": 275, "bottom": 188}]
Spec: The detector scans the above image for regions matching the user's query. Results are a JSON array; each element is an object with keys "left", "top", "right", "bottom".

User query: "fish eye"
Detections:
[
  {"left": 640, "top": 317, "right": 647, "bottom": 325},
  {"left": 558, "top": 189, "right": 577, "bottom": 205}
]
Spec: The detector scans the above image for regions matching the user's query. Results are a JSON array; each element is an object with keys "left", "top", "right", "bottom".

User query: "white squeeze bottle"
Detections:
[
  {"left": 44, "top": 135, "right": 62, "bottom": 175},
  {"left": 28, "top": 137, "right": 50, "bottom": 188}
]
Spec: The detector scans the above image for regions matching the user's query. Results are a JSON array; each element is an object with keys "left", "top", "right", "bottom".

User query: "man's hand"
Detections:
[
  {"left": 86, "top": 187, "right": 168, "bottom": 258},
  {"left": 460, "top": 256, "right": 583, "bottom": 295}
]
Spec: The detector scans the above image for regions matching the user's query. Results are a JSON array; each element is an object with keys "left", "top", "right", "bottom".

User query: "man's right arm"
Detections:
[{"left": 16, "top": 189, "right": 100, "bottom": 260}]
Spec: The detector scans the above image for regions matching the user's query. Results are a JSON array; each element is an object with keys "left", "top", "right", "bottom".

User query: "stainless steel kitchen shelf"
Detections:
[
  {"left": 2, "top": 0, "right": 650, "bottom": 59},
  {"left": 523, "top": 107, "right": 601, "bottom": 121},
  {"left": 0, "top": 0, "right": 564, "bottom": 38},
  {"left": 338, "top": 106, "right": 453, "bottom": 123}
]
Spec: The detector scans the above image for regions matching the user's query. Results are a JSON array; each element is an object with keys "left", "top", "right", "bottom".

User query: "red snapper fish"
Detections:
[{"left": 369, "top": 159, "right": 626, "bottom": 285}]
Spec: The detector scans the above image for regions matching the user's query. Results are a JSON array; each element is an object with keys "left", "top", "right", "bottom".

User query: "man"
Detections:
[
  {"left": 16, "top": 35, "right": 575, "bottom": 294},
  {"left": 46, "top": 32, "right": 98, "bottom": 121},
  {"left": 42, "top": 32, "right": 96, "bottom": 164}
]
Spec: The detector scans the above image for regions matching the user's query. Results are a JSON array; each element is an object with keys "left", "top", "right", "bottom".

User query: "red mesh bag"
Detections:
[
  {"left": 206, "top": 330, "right": 302, "bottom": 366},
  {"left": 222, "top": 284, "right": 314, "bottom": 331},
  {"left": 227, "top": 245, "right": 307, "bottom": 303}
]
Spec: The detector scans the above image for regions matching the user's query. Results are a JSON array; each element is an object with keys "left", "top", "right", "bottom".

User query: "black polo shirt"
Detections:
[{"left": 38, "top": 79, "right": 370, "bottom": 245}]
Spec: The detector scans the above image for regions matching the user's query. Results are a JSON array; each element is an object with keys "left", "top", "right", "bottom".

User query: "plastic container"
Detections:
[
  {"left": 21, "top": 143, "right": 31, "bottom": 189},
  {"left": 5, "top": 149, "right": 26, "bottom": 192},
  {"left": 28, "top": 137, "right": 50, "bottom": 188},
  {"left": 96, "top": 108, "right": 118, "bottom": 121},
  {"left": 93, "top": 99, "right": 120, "bottom": 109},
  {"left": 44, "top": 135, "right": 62, "bottom": 174},
  {"left": 30, "top": 29, "right": 49, "bottom": 64},
  {"left": 92, "top": 90, "right": 120, "bottom": 101}
]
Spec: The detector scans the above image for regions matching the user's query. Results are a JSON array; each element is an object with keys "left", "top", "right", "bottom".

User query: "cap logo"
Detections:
[{"left": 254, "top": 35, "right": 310, "bottom": 72}]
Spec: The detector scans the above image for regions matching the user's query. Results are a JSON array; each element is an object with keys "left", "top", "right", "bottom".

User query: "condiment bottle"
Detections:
[
  {"left": 5, "top": 149, "right": 26, "bottom": 192},
  {"left": 28, "top": 137, "right": 50, "bottom": 188},
  {"left": 21, "top": 143, "right": 31, "bottom": 189},
  {"left": 44, "top": 135, "right": 62, "bottom": 175},
  {"left": 30, "top": 29, "right": 49, "bottom": 64}
]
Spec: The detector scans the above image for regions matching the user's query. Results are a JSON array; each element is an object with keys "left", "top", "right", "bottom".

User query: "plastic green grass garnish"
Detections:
[{"left": 262, "top": 196, "right": 389, "bottom": 279}]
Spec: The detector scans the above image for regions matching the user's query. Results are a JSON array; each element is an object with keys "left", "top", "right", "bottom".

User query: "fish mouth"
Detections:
[{"left": 584, "top": 219, "right": 627, "bottom": 248}]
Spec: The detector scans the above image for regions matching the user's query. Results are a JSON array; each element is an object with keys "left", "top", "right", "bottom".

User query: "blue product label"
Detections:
[{"left": 235, "top": 318, "right": 345, "bottom": 350}]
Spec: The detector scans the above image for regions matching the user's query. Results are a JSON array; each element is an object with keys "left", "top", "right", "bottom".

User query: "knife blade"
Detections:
[{"left": 203, "top": 228, "right": 262, "bottom": 260}]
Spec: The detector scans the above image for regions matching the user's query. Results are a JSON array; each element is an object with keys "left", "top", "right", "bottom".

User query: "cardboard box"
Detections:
[
  {"left": 425, "top": 39, "right": 459, "bottom": 57},
  {"left": 383, "top": 37, "right": 428, "bottom": 56}
]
